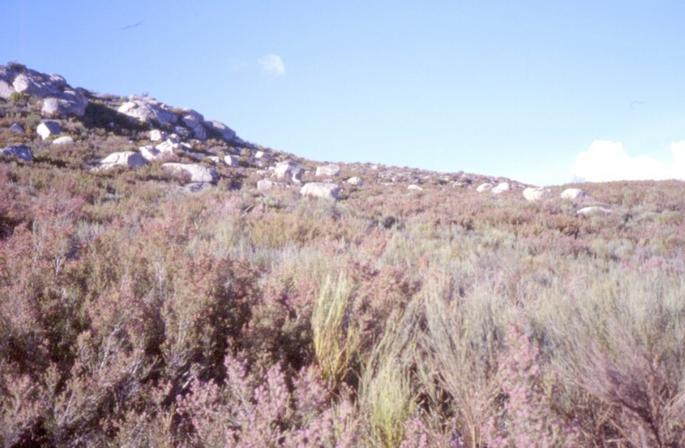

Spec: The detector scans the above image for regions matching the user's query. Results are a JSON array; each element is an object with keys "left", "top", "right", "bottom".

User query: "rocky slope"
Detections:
[{"left": 0, "top": 62, "right": 613, "bottom": 213}]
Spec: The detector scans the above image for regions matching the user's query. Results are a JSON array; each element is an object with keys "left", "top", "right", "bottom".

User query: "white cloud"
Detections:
[
  {"left": 258, "top": 54, "right": 285, "bottom": 77},
  {"left": 571, "top": 140, "right": 685, "bottom": 182}
]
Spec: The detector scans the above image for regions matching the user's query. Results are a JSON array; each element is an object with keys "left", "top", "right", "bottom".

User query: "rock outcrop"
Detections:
[
  {"left": 1, "top": 64, "right": 88, "bottom": 117},
  {"left": 118, "top": 97, "right": 178, "bottom": 126},
  {"left": 205, "top": 120, "right": 237, "bottom": 141}
]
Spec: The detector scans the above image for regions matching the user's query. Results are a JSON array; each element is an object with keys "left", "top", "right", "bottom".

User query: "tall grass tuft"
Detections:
[
  {"left": 311, "top": 274, "right": 361, "bottom": 386},
  {"left": 360, "top": 300, "right": 421, "bottom": 448}
]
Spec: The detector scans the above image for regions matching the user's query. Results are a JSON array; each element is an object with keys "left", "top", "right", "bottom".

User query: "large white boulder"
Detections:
[
  {"left": 97, "top": 151, "right": 148, "bottom": 171},
  {"left": 407, "top": 184, "right": 423, "bottom": 191},
  {"left": 300, "top": 182, "right": 341, "bottom": 200},
  {"left": 560, "top": 188, "right": 588, "bottom": 200},
  {"left": 149, "top": 129, "right": 166, "bottom": 142},
  {"left": 523, "top": 187, "right": 551, "bottom": 202},
  {"left": 41, "top": 91, "right": 88, "bottom": 118},
  {"left": 162, "top": 163, "right": 218, "bottom": 184},
  {"left": 1, "top": 145, "right": 32, "bottom": 162},
  {"left": 273, "top": 160, "right": 303, "bottom": 183},
  {"left": 476, "top": 182, "right": 493, "bottom": 193},
  {"left": 36, "top": 121, "right": 61, "bottom": 140},
  {"left": 118, "top": 98, "right": 178, "bottom": 126},
  {"left": 315, "top": 164, "right": 340, "bottom": 177},
  {"left": 491, "top": 182, "right": 510, "bottom": 194}
]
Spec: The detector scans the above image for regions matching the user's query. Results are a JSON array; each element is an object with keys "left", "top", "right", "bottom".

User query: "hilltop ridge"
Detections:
[{"left": 1, "top": 62, "right": 538, "bottom": 199}]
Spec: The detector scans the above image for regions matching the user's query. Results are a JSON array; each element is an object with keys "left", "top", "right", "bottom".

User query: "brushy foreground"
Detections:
[{"left": 1, "top": 159, "right": 685, "bottom": 447}]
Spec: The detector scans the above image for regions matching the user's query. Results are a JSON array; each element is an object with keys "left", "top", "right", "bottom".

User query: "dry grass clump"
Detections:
[{"left": 1, "top": 143, "right": 685, "bottom": 446}]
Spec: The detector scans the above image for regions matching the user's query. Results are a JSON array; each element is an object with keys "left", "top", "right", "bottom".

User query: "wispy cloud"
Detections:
[
  {"left": 571, "top": 140, "right": 685, "bottom": 182},
  {"left": 258, "top": 54, "right": 285, "bottom": 77}
]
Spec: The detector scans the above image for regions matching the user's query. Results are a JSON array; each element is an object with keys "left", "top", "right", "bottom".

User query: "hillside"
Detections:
[{"left": 1, "top": 63, "right": 685, "bottom": 447}]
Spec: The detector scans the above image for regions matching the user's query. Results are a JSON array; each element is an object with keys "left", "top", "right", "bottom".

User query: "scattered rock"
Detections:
[
  {"left": 346, "top": 176, "right": 363, "bottom": 186},
  {"left": 9, "top": 123, "right": 24, "bottom": 135},
  {"left": 96, "top": 151, "right": 148, "bottom": 171},
  {"left": 36, "top": 121, "right": 61, "bottom": 140},
  {"left": 1, "top": 144, "right": 32, "bottom": 162},
  {"left": 560, "top": 188, "right": 588, "bottom": 200},
  {"left": 162, "top": 163, "right": 218, "bottom": 184},
  {"left": 577, "top": 206, "right": 611, "bottom": 216},
  {"left": 149, "top": 129, "right": 166, "bottom": 142},
  {"left": 224, "top": 155, "right": 240, "bottom": 167},
  {"left": 300, "top": 182, "right": 341, "bottom": 200},
  {"left": 315, "top": 164, "right": 340, "bottom": 177},
  {"left": 476, "top": 182, "right": 493, "bottom": 193},
  {"left": 491, "top": 182, "right": 510, "bottom": 194},
  {"left": 407, "top": 184, "right": 423, "bottom": 191},
  {"left": 523, "top": 187, "right": 550, "bottom": 202},
  {"left": 51, "top": 136, "right": 74, "bottom": 145},
  {"left": 273, "top": 160, "right": 303, "bottom": 183}
]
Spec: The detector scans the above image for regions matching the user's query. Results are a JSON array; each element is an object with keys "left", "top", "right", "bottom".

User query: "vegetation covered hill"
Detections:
[{"left": 1, "top": 63, "right": 685, "bottom": 447}]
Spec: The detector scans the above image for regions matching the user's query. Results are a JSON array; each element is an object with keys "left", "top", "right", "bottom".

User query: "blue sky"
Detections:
[{"left": 2, "top": 1, "right": 684, "bottom": 185}]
